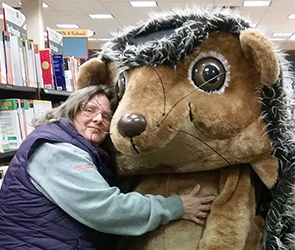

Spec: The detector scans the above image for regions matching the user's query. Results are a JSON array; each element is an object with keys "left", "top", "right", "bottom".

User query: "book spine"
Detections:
[
  {"left": 0, "top": 31, "right": 7, "bottom": 84},
  {"left": 52, "top": 54, "right": 66, "bottom": 91},
  {"left": 39, "top": 49, "right": 55, "bottom": 89},
  {"left": 33, "top": 44, "right": 44, "bottom": 88},
  {"left": 3, "top": 31, "right": 15, "bottom": 85}
]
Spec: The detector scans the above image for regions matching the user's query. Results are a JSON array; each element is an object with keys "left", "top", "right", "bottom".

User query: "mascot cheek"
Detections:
[{"left": 190, "top": 99, "right": 262, "bottom": 140}]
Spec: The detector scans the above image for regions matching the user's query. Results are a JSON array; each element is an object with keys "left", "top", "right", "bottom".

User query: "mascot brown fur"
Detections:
[{"left": 77, "top": 6, "right": 295, "bottom": 250}]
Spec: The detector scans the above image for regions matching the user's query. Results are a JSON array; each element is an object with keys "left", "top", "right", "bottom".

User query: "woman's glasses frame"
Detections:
[{"left": 80, "top": 101, "right": 112, "bottom": 123}]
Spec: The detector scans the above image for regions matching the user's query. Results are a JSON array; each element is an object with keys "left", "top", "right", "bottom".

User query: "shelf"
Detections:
[
  {"left": 0, "top": 83, "right": 38, "bottom": 93},
  {"left": 0, "top": 150, "right": 16, "bottom": 163},
  {"left": 40, "top": 88, "right": 72, "bottom": 96},
  {"left": 39, "top": 88, "right": 72, "bottom": 103},
  {"left": 0, "top": 83, "right": 39, "bottom": 100},
  {"left": 0, "top": 84, "right": 72, "bottom": 102}
]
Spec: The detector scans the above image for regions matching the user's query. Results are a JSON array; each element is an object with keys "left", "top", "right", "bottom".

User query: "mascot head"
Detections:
[{"left": 77, "top": 6, "right": 295, "bottom": 249}]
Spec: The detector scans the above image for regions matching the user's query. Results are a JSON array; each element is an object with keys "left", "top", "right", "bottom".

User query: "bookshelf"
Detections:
[
  {"left": 0, "top": 3, "right": 77, "bottom": 167},
  {"left": 0, "top": 83, "right": 71, "bottom": 103},
  {"left": 0, "top": 150, "right": 16, "bottom": 163},
  {"left": 0, "top": 83, "right": 39, "bottom": 99},
  {"left": 39, "top": 88, "right": 71, "bottom": 103},
  {"left": 0, "top": 83, "right": 71, "bottom": 163}
]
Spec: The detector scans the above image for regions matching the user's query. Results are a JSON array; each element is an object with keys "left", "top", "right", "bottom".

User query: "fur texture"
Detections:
[{"left": 77, "top": 6, "right": 295, "bottom": 250}]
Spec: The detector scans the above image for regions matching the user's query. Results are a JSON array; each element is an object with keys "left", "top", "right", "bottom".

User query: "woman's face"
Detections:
[{"left": 73, "top": 94, "right": 112, "bottom": 147}]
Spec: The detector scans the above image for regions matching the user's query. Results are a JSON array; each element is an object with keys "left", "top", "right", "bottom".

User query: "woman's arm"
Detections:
[{"left": 27, "top": 142, "right": 184, "bottom": 235}]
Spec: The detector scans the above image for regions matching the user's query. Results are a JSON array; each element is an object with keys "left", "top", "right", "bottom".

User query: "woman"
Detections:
[{"left": 0, "top": 85, "right": 215, "bottom": 250}]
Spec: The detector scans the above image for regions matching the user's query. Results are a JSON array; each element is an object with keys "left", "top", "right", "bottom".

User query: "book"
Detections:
[
  {"left": 46, "top": 27, "right": 63, "bottom": 55},
  {"left": 26, "top": 100, "right": 35, "bottom": 135},
  {"left": 10, "top": 35, "right": 26, "bottom": 86},
  {"left": 0, "top": 99, "right": 23, "bottom": 151},
  {"left": 0, "top": 127, "right": 9, "bottom": 153},
  {"left": 52, "top": 54, "right": 66, "bottom": 91},
  {"left": 33, "top": 44, "right": 44, "bottom": 88},
  {"left": 29, "top": 40, "right": 38, "bottom": 87},
  {"left": 2, "top": 31, "right": 15, "bottom": 85},
  {"left": 25, "top": 40, "right": 37, "bottom": 87},
  {"left": 18, "top": 38, "right": 27, "bottom": 86},
  {"left": 2, "top": 3, "right": 27, "bottom": 39},
  {"left": 21, "top": 38, "right": 30, "bottom": 87},
  {"left": 20, "top": 99, "right": 31, "bottom": 138},
  {"left": 0, "top": 165, "right": 9, "bottom": 186},
  {"left": 70, "top": 57, "right": 78, "bottom": 90},
  {"left": 0, "top": 32, "right": 7, "bottom": 84},
  {"left": 32, "top": 100, "right": 52, "bottom": 121},
  {"left": 2, "top": 3, "right": 28, "bottom": 86},
  {"left": 63, "top": 56, "right": 73, "bottom": 92},
  {"left": 39, "top": 49, "right": 55, "bottom": 89}
]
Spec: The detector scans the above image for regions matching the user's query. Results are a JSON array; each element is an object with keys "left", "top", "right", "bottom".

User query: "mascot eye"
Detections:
[
  {"left": 190, "top": 52, "right": 230, "bottom": 94},
  {"left": 116, "top": 73, "right": 126, "bottom": 101}
]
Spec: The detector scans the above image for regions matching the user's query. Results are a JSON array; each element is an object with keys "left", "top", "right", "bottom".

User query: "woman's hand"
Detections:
[{"left": 180, "top": 184, "right": 215, "bottom": 225}]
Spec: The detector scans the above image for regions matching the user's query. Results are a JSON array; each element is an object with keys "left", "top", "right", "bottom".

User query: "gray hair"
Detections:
[{"left": 34, "top": 85, "right": 117, "bottom": 127}]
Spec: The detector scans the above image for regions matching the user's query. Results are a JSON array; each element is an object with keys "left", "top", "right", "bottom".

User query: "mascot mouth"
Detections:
[{"left": 130, "top": 138, "right": 140, "bottom": 154}]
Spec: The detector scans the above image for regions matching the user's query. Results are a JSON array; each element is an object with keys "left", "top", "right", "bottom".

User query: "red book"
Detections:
[{"left": 39, "top": 49, "right": 55, "bottom": 89}]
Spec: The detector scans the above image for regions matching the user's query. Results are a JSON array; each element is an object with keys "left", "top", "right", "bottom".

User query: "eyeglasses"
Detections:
[{"left": 80, "top": 101, "right": 112, "bottom": 123}]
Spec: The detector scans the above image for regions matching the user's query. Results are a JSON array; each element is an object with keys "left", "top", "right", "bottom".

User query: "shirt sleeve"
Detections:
[{"left": 27, "top": 142, "right": 184, "bottom": 235}]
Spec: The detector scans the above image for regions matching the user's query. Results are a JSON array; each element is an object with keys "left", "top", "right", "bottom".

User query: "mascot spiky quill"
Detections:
[{"left": 77, "top": 6, "right": 295, "bottom": 250}]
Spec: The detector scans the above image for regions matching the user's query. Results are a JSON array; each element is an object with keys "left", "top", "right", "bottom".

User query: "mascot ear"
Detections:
[
  {"left": 240, "top": 29, "right": 280, "bottom": 86},
  {"left": 76, "top": 58, "right": 117, "bottom": 89},
  {"left": 240, "top": 29, "right": 280, "bottom": 188}
]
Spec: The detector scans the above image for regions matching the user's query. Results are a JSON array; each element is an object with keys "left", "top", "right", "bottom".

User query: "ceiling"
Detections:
[{"left": 1, "top": 0, "right": 295, "bottom": 50}]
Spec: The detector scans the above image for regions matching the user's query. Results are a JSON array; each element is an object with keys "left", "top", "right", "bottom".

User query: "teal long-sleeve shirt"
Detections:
[{"left": 27, "top": 142, "right": 184, "bottom": 236}]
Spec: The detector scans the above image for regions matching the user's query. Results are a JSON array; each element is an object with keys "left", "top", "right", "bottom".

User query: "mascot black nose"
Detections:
[{"left": 118, "top": 113, "right": 147, "bottom": 138}]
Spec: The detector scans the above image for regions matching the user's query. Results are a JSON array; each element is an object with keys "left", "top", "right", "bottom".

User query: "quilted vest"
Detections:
[{"left": 0, "top": 119, "right": 117, "bottom": 250}]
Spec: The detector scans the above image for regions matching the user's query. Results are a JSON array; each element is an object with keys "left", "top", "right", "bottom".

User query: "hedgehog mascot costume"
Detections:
[{"left": 76, "top": 6, "right": 295, "bottom": 250}]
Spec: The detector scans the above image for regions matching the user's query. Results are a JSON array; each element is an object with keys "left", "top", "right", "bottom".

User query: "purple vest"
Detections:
[{"left": 0, "top": 119, "right": 117, "bottom": 250}]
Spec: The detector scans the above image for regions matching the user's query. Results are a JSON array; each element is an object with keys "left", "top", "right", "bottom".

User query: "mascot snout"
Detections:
[{"left": 118, "top": 113, "right": 147, "bottom": 138}]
